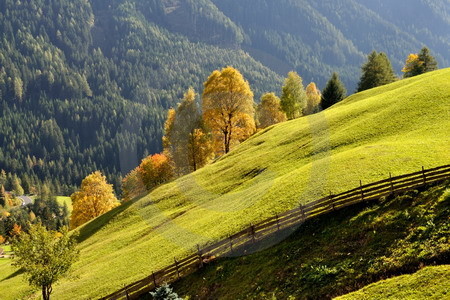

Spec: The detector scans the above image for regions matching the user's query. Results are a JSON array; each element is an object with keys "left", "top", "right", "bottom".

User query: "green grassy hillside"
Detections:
[
  {"left": 335, "top": 265, "right": 450, "bottom": 300},
  {"left": 1, "top": 69, "right": 449, "bottom": 299},
  {"left": 172, "top": 183, "right": 450, "bottom": 299}
]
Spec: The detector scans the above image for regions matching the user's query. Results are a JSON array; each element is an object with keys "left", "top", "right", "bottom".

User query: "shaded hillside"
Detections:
[{"left": 172, "top": 183, "right": 450, "bottom": 299}]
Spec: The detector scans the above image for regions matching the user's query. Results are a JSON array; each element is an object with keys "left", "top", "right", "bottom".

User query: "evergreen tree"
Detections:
[
  {"left": 11, "top": 175, "right": 24, "bottom": 196},
  {"left": 418, "top": 47, "right": 438, "bottom": 73},
  {"left": 357, "top": 51, "right": 397, "bottom": 92},
  {"left": 280, "top": 72, "right": 307, "bottom": 120},
  {"left": 403, "top": 47, "right": 438, "bottom": 78},
  {"left": 0, "top": 185, "right": 8, "bottom": 208},
  {"left": 150, "top": 284, "right": 182, "bottom": 300},
  {"left": 321, "top": 73, "right": 347, "bottom": 110}
]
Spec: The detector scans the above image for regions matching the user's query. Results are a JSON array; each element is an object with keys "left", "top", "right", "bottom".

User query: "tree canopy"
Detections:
[
  {"left": 70, "top": 171, "right": 119, "bottom": 229},
  {"left": 202, "top": 67, "right": 255, "bottom": 155},
  {"left": 257, "top": 93, "right": 287, "bottom": 128},
  {"left": 321, "top": 73, "right": 347, "bottom": 110},
  {"left": 357, "top": 51, "right": 397, "bottom": 92},
  {"left": 280, "top": 72, "right": 307, "bottom": 120},
  {"left": 12, "top": 223, "right": 79, "bottom": 300},
  {"left": 402, "top": 47, "right": 438, "bottom": 78}
]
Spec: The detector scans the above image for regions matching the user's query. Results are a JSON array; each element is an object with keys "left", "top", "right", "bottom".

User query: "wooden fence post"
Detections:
[
  {"left": 174, "top": 257, "right": 180, "bottom": 279},
  {"left": 422, "top": 166, "right": 427, "bottom": 184},
  {"left": 389, "top": 172, "right": 394, "bottom": 194},
  {"left": 360, "top": 180, "right": 364, "bottom": 201},
  {"left": 276, "top": 214, "right": 280, "bottom": 231},
  {"left": 299, "top": 204, "right": 305, "bottom": 222},
  {"left": 250, "top": 223, "right": 256, "bottom": 243},
  {"left": 125, "top": 286, "right": 130, "bottom": 300},
  {"left": 152, "top": 271, "right": 157, "bottom": 287},
  {"left": 197, "top": 244, "right": 203, "bottom": 268},
  {"left": 329, "top": 191, "right": 335, "bottom": 211}
]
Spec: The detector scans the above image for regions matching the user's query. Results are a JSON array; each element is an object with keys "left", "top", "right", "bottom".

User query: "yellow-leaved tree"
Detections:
[
  {"left": 202, "top": 66, "right": 255, "bottom": 155},
  {"left": 163, "top": 88, "right": 214, "bottom": 175},
  {"left": 70, "top": 171, "right": 119, "bottom": 229},
  {"left": 257, "top": 92, "right": 287, "bottom": 128},
  {"left": 305, "top": 82, "right": 322, "bottom": 115}
]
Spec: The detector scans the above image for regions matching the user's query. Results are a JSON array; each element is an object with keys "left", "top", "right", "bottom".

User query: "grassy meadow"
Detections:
[
  {"left": 1, "top": 69, "right": 449, "bottom": 299},
  {"left": 336, "top": 265, "right": 450, "bottom": 300}
]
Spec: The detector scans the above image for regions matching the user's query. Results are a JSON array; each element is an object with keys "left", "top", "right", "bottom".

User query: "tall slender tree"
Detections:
[
  {"left": 280, "top": 71, "right": 307, "bottom": 119},
  {"left": 321, "top": 73, "right": 347, "bottom": 110},
  {"left": 357, "top": 51, "right": 396, "bottom": 92},
  {"left": 202, "top": 67, "right": 255, "bottom": 155},
  {"left": 305, "top": 82, "right": 322, "bottom": 115},
  {"left": 164, "top": 88, "right": 213, "bottom": 175}
]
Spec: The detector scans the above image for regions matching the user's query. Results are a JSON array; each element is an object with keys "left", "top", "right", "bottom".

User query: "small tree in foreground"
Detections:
[
  {"left": 12, "top": 223, "right": 79, "bottom": 300},
  {"left": 150, "top": 283, "right": 183, "bottom": 300}
]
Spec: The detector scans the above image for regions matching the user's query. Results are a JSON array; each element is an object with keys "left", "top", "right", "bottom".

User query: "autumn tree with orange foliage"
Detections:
[
  {"left": 163, "top": 88, "right": 213, "bottom": 175},
  {"left": 70, "top": 171, "right": 119, "bottom": 229},
  {"left": 305, "top": 82, "right": 322, "bottom": 115},
  {"left": 139, "top": 153, "right": 174, "bottom": 191},
  {"left": 202, "top": 67, "right": 255, "bottom": 155},
  {"left": 257, "top": 93, "right": 287, "bottom": 128}
]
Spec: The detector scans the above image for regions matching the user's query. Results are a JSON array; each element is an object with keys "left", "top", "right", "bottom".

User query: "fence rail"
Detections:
[{"left": 100, "top": 164, "right": 450, "bottom": 300}]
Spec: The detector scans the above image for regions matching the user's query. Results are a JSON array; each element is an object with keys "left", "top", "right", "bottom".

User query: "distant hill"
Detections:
[
  {"left": 0, "top": 0, "right": 449, "bottom": 190},
  {"left": 0, "top": 68, "right": 448, "bottom": 300}
]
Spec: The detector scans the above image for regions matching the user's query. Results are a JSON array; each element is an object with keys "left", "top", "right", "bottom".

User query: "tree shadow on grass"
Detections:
[
  {"left": 0, "top": 267, "right": 24, "bottom": 282},
  {"left": 76, "top": 196, "right": 143, "bottom": 243}
]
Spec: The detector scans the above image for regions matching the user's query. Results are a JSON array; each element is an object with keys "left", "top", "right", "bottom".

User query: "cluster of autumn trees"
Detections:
[
  {"left": 62, "top": 47, "right": 440, "bottom": 230},
  {"left": 120, "top": 66, "right": 341, "bottom": 202}
]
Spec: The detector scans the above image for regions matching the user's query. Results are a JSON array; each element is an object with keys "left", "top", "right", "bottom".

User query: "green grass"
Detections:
[
  {"left": 56, "top": 196, "right": 72, "bottom": 214},
  {"left": 335, "top": 265, "right": 450, "bottom": 300},
  {"left": 172, "top": 183, "right": 450, "bottom": 299},
  {"left": 1, "top": 69, "right": 449, "bottom": 299},
  {"left": 0, "top": 255, "right": 35, "bottom": 299}
]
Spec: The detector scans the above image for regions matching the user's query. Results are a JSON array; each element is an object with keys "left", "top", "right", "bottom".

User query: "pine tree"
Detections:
[
  {"left": 321, "top": 73, "right": 347, "bottom": 110},
  {"left": 418, "top": 47, "right": 438, "bottom": 73},
  {"left": 357, "top": 51, "right": 396, "bottom": 92},
  {"left": 150, "top": 284, "right": 182, "bottom": 300},
  {"left": 0, "top": 185, "right": 8, "bottom": 208},
  {"left": 403, "top": 47, "right": 438, "bottom": 78}
]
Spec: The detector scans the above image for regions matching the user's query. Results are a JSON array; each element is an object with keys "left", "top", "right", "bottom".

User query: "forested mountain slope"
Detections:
[
  {"left": 0, "top": 0, "right": 281, "bottom": 191},
  {"left": 0, "top": 0, "right": 449, "bottom": 191}
]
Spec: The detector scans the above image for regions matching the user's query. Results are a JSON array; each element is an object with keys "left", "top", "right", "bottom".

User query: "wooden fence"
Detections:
[{"left": 101, "top": 164, "right": 450, "bottom": 300}]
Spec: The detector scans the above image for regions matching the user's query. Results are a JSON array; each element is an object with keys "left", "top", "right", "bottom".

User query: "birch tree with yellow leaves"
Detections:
[{"left": 202, "top": 67, "right": 255, "bottom": 155}]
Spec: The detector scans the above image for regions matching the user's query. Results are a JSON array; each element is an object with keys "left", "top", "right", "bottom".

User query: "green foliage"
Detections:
[
  {"left": 321, "top": 72, "right": 347, "bottom": 109},
  {"left": 12, "top": 223, "right": 79, "bottom": 300},
  {"left": 357, "top": 51, "right": 397, "bottom": 92},
  {"left": 280, "top": 71, "right": 307, "bottom": 119},
  {"left": 0, "top": 0, "right": 281, "bottom": 191},
  {"left": 336, "top": 265, "right": 450, "bottom": 300},
  {"left": 150, "top": 283, "right": 183, "bottom": 300},
  {"left": 1, "top": 68, "right": 448, "bottom": 300},
  {"left": 403, "top": 47, "right": 439, "bottom": 78}
]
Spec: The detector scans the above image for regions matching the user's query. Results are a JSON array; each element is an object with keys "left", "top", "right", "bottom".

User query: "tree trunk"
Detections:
[{"left": 42, "top": 284, "right": 52, "bottom": 300}]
